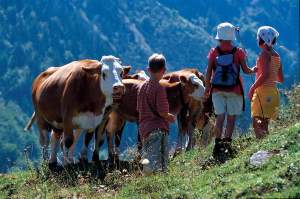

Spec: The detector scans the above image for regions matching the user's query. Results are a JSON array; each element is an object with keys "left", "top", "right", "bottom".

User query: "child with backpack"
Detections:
[
  {"left": 249, "top": 26, "right": 284, "bottom": 139},
  {"left": 204, "top": 22, "right": 256, "bottom": 160},
  {"left": 137, "top": 53, "right": 176, "bottom": 174}
]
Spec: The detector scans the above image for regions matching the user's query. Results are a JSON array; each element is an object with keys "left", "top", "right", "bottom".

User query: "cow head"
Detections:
[
  {"left": 179, "top": 73, "right": 205, "bottom": 101},
  {"left": 100, "top": 56, "right": 125, "bottom": 102}
]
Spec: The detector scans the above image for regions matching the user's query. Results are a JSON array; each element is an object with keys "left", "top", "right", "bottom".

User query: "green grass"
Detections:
[
  {"left": 118, "top": 123, "right": 300, "bottom": 199},
  {"left": 1, "top": 86, "right": 300, "bottom": 198},
  {"left": 0, "top": 123, "right": 299, "bottom": 198}
]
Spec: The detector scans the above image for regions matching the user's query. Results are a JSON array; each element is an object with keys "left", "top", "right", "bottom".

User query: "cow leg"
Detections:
[
  {"left": 93, "top": 126, "right": 106, "bottom": 163},
  {"left": 49, "top": 130, "right": 61, "bottom": 164},
  {"left": 176, "top": 130, "right": 184, "bottom": 153},
  {"left": 111, "top": 119, "right": 126, "bottom": 163},
  {"left": 106, "top": 113, "right": 124, "bottom": 166},
  {"left": 175, "top": 117, "right": 185, "bottom": 154},
  {"left": 106, "top": 130, "right": 117, "bottom": 167},
  {"left": 136, "top": 126, "right": 142, "bottom": 162},
  {"left": 39, "top": 129, "right": 50, "bottom": 160},
  {"left": 79, "top": 130, "right": 94, "bottom": 163},
  {"left": 62, "top": 122, "right": 74, "bottom": 165},
  {"left": 36, "top": 117, "right": 50, "bottom": 160},
  {"left": 115, "top": 121, "right": 125, "bottom": 149},
  {"left": 67, "top": 129, "right": 81, "bottom": 164},
  {"left": 186, "top": 123, "right": 196, "bottom": 151}
]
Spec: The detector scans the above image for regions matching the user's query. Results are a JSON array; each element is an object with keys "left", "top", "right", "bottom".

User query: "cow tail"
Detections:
[{"left": 24, "top": 112, "right": 36, "bottom": 132}]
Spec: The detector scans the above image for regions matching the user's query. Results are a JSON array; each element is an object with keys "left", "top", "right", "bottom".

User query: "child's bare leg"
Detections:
[
  {"left": 263, "top": 118, "right": 270, "bottom": 135},
  {"left": 224, "top": 115, "right": 236, "bottom": 139},
  {"left": 214, "top": 114, "right": 225, "bottom": 138},
  {"left": 253, "top": 117, "right": 265, "bottom": 139}
]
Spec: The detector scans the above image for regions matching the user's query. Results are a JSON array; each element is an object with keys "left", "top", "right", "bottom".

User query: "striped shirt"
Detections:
[
  {"left": 137, "top": 79, "right": 169, "bottom": 139},
  {"left": 256, "top": 52, "right": 281, "bottom": 87}
]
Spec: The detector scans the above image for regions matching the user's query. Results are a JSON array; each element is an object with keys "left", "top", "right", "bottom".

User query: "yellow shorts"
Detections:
[{"left": 251, "top": 86, "right": 280, "bottom": 120}]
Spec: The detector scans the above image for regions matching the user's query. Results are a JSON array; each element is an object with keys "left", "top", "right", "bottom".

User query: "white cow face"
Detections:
[
  {"left": 100, "top": 56, "right": 125, "bottom": 104},
  {"left": 188, "top": 73, "right": 205, "bottom": 101},
  {"left": 180, "top": 73, "right": 205, "bottom": 102}
]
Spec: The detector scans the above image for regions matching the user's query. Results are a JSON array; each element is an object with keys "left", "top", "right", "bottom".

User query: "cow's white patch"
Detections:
[
  {"left": 188, "top": 74, "right": 205, "bottom": 101},
  {"left": 100, "top": 55, "right": 124, "bottom": 101},
  {"left": 72, "top": 112, "right": 103, "bottom": 130}
]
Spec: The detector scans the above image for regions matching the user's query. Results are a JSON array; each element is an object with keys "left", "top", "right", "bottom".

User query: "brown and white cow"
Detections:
[
  {"left": 28, "top": 56, "right": 125, "bottom": 164},
  {"left": 81, "top": 68, "right": 207, "bottom": 164}
]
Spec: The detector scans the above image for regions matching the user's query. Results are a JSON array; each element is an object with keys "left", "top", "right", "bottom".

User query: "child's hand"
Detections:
[
  {"left": 248, "top": 86, "right": 255, "bottom": 100},
  {"left": 167, "top": 113, "right": 176, "bottom": 123},
  {"left": 252, "top": 66, "right": 258, "bottom": 73}
]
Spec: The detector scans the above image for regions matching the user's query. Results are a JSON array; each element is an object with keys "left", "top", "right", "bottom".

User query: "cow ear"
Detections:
[
  {"left": 179, "top": 75, "right": 188, "bottom": 84},
  {"left": 82, "top": 62, "right": 102, "bottom": 74},
  {"left": 123, "top": 65, "right": 132, "bottom": 76}
]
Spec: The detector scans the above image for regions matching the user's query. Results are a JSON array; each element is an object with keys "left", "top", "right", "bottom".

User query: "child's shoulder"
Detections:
[{"left": 208, "top": 47, "right": 218, "bottom": 54}]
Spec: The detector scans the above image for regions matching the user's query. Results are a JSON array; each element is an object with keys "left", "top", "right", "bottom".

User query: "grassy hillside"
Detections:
[
  {"left": 0, "top": 0, "right": 298, "bottom": 173},
  {"left": 1, "top": 86, "right": 300, "bottom": 198}
]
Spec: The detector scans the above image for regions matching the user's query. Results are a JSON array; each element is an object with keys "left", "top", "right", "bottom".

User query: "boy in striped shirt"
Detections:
[{"left": 137, "top": 53, "right": 176, "bottom": 174}]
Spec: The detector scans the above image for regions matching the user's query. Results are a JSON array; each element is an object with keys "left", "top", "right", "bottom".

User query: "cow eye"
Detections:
[{"left": 102, "top": 73, "right": 106, "bottom": 80}]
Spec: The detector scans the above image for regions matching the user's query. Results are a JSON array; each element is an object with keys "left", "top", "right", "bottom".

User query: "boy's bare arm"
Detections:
[{"left": 159, "top": 112, "right": 176, "bottom": 123}]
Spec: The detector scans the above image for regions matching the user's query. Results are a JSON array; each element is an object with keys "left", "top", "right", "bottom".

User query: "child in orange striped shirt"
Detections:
[{"left": 249, "top": 26, "right": 284, "bottom": 139}]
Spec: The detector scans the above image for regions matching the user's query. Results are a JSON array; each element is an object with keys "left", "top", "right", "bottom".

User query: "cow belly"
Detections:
[{"left": 72, "top": 112, "right": 103, "bottom": 130}]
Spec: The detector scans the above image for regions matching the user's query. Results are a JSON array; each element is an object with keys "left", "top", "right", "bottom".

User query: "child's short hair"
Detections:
[{"left": 148, "top": 53, "right": 166, "bottom": 73}]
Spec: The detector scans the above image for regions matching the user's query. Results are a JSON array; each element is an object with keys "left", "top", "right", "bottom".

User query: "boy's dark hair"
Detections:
[
  {"left": 259, "top": 37, "right": 276, "bottom": 46},
  {"left": 148, "top": 53, "right": 166, "bottom": 73}
]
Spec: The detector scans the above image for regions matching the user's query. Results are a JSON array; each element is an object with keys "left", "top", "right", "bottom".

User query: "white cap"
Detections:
[
  {"left": 215, "top": 22, "right": 236, "bottom": 41},
  {"left": 257, "top": 26, "right": 279, "bottom": 46}
]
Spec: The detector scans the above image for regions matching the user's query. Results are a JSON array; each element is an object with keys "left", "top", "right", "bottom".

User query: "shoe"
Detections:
[{"left": 223, "top": 138, "right": 236, "bottom": 158}]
